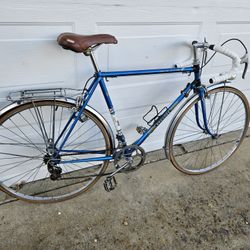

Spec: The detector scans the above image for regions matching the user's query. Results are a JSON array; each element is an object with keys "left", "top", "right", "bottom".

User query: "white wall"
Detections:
[{"left": 0, "top": 0, "right": 250, "bottom": 151}]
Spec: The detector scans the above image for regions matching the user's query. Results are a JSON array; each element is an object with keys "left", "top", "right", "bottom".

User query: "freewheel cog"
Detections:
[{"left": 114, "top": 145, "right": 146, "bottom": 173}]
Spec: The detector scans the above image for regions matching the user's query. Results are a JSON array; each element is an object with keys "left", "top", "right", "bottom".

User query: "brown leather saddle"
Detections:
[{"left": 57, "top": 33, "right": 118, "bottom": 53}]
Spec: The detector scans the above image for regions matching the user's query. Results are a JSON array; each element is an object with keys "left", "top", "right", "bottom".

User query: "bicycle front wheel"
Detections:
[
  {"left": 0, "top": 100, "right": 112, "bottom": 203},
  {"left": 166, "top": 86, "right": 249, "bottom": 174}
]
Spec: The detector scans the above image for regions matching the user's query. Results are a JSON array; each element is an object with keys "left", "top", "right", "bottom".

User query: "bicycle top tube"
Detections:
[{"left": 98, "top": 66, "right": 194, "bottom": 78}]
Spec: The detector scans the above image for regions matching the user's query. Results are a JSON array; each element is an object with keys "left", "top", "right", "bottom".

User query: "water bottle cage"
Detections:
[{"left": 143, "top": 105, "right": 167, "bottom": 126}]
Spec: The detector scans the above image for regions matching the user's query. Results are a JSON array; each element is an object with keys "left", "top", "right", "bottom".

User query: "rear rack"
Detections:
[{"left": 7, "top": 88, "right": 83, "bottom": 103}]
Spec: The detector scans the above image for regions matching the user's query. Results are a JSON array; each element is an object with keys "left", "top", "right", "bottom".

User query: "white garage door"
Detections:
[{"left": 0, "top": 0, "right": 249, "bottom": 151}]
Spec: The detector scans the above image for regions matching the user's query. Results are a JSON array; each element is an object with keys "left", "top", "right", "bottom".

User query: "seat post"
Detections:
[{"left": 89, "top": 50, "right": 100, "bottom": 72}]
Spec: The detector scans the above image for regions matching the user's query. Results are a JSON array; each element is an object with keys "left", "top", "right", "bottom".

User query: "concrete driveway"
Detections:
[{"left": 0, "top": 137, "right": 249, "bottom": 250}]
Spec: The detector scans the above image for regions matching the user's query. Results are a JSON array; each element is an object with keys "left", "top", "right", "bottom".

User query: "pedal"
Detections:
[
  {"left": 103, "top": 176, "right": 117, "bottom": 192},
  {"left": 136, "top": 126, "right": 147, "bottom": 134}
]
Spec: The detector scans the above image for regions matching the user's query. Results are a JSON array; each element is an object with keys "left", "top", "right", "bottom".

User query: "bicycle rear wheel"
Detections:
[
  {"left": 166, "top": 86, "right": 249, "bottom": 174},
  {"left": 0, "top": 100, "right": 112, "bottom": 203}
]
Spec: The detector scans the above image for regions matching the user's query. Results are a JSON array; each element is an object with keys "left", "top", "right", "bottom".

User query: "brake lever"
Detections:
[{"left": 240, "top": 52, "right": 248, "bottom": 79}]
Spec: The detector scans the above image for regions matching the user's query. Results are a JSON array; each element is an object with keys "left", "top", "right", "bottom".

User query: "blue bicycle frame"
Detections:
[{"left": 55, "top": 64, "right": 213, "bottom": 165}]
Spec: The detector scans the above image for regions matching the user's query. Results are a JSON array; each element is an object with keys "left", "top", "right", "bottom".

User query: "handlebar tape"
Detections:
[{"left": 209, "top": 45, "right": 241, "bottom": 84}]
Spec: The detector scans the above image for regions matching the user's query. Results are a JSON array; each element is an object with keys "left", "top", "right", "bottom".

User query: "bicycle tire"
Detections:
[
  {"left": 165, "top": 86, "right": 249, "bottom": 174},
  {"left": 0, "top": 100, "right": 112, "bottom": 203}
]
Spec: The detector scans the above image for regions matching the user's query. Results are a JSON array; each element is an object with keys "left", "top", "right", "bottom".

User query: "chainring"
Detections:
[{"left": 114, "top": 145, "right": 146, "bottom": 173}]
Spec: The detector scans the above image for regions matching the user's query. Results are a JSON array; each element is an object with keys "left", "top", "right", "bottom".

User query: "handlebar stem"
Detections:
[{"left": 192, "top": 41, "right": 209, "bottom": 66}]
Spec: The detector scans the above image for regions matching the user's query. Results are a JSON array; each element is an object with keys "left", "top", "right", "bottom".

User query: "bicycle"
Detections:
[{"left": 0, "top": 33, "right": 249, "bottom": 203}]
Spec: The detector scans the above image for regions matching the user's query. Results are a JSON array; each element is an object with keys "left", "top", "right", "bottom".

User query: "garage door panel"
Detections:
[
  {"left": 0, "top": 1, "right": 249, "bottom": 152},
  {"left": 97, "top": 22, "right": 202, "bottom": 70},
  {"left": 0, "top": 22, "right": 76, "bottom": 89},
  {"left": 88, "top": 75, "right": 191, "bottom": 114}
]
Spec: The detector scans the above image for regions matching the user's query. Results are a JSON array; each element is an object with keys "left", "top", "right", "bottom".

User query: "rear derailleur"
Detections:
[
  {"left": 48, "top": 161, "right": 62, "bottom": 181},
  {"left": 44, "top": 154, "right": 62, "bottom": 181}
]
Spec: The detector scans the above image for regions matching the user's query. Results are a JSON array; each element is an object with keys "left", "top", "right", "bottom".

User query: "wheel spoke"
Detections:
[
  {"left": 0, "top": 101, "right": 111, "bottom": 202},
  {"left": 168, "top": 87, "right": 248, "bottom": 174}
]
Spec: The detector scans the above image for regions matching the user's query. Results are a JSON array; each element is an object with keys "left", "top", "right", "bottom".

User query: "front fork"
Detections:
[{"left": 194, "top": 86, "right": 218, "bottom": 138}]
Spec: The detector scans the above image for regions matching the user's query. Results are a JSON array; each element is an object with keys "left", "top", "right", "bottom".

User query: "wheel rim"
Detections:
[
  {"left": 168, "top": 87, "right": 249, "bottom": 174},
  {"left": 0, "top": 100, "right": 111, "bottom": 202}
]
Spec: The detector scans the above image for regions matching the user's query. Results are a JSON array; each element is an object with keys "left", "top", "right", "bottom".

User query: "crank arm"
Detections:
[{"left": 108, "top": 162, "right": 130, "bottom": 178}]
